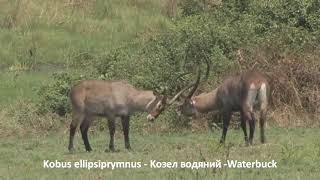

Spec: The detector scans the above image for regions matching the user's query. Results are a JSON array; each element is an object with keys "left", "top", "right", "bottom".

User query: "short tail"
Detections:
[{"left": 258, "top": 83, "right": 268, "bottom": 111}]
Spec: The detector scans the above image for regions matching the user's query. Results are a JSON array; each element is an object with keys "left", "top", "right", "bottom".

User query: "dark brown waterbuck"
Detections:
[
  {"left": 156, "top": 65, "right": 269, "bottom": 145},
  {"left": 68, "top": 80, "right": 174, "bottom": 152},
  {"left": 171, "top": 69, "right": 269, "bottom": 145}
]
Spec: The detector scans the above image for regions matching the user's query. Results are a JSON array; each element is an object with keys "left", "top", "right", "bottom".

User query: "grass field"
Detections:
[
  {"left": 0, "top": 0, "right": 170, "bottom": 66},
  {"left": 0, "top": 71, "right": 53, "bottom": 105},
  {"left": 0, "top": 0, "right": 171, "bottom": 105},
  {"left": 1, "top": 127, "right": 320, "bottom": 179}
]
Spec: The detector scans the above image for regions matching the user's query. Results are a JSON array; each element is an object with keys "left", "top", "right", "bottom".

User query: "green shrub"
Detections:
[
  {"left": 95, "top": 48, "right": 135, "bottom": 81},
  {"left": 180, "top": 0, "right": 205, "bottom": 16},
  {"left": 37, "top": 72, "right": 88, "bottom": 116}
]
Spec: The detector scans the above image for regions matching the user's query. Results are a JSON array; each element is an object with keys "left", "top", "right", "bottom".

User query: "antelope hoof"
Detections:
[
  {"left": 219, "top": 139, "right": 225, "bottom": 144},
  {"left": 245, "top": 139, "right": 249, "bottom": 146},
  {"left": 68, "top": 147, "right": 75, "bottom": 153},
  {"left": 248, "top": 140, "right": 253, "bottom": 146},
  {"left": 86, "top": 148, "right": 93, "bottom": 152},
  {"left": 105, "top": 148, "right": 120, "bottom": 153},
  {"left": 126, "top": 146, "right": 133, "bottom": 151}
]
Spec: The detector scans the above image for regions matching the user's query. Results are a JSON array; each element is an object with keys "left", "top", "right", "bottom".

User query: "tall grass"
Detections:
[
  {"left": 0, "top": 71, "right": 52, "bottom": 105},
  {"left": 0, "top": 0, "right": 171, "bottom": 67},
  {"left": 0, "top": 0, "right": 172, "bottom": 105}
]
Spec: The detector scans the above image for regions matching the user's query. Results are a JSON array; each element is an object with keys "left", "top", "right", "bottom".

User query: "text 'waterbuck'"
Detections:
[
  {"left": 177, "top": 70, "right": 269, "bottom": 145},
  {"left": 68, "top": 80, "right": 171, "bottom": 153}
]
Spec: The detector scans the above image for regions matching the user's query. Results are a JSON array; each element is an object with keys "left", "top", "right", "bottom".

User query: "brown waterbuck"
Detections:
[
  {"left": 68, "top": 80, "right": 172, "bottom": 153},
  {"left": 172, "top": 69, "right": 269, "bottom": 145},
  {"left": 160, "top": 67, "right": 269, "bottom": 145}
]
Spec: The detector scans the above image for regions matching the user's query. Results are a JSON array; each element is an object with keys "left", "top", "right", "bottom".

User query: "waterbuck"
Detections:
[
  {"left": 173, "top": 70, "right": 269, "bottom": 145},
  {"left": 162, "top": 67, "right": 269, "bottom": 145},
  {"left": 68, "top": 80, "right": 169, "bottom": 153}
]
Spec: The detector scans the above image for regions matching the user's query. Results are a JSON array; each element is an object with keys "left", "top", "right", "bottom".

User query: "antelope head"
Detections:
[
  {"left": 177, "top": 67, "right": 202, "bottom": 117},
  {"left": 147, "top": 95, "right": 167, "bottom": 122},
  {"left": 179, "top": 58, "right": 210, "bottom": 116},
  {"left": 147, "top": 58, "right": 210, "bottom": 121},
  {"left": 169, "top": 58, "right": 210, "bottom": 117}
]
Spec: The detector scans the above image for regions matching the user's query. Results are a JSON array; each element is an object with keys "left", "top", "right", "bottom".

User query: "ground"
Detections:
[{"left": 1, "top": 127, "right": 320, "bottom": 179}]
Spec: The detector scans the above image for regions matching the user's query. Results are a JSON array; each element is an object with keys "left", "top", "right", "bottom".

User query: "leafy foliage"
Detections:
[{"left": 37, "top": 72, "right": 87, "bottom": 116}]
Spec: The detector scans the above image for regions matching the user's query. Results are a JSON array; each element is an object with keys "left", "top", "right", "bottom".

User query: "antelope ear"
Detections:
[
  {"left": 153, "top": 91, "right": 160, "bottom": 97},
  {"left": 162, "top": 96, "right": 168, "bottom": 101},
  {"left": 184, "top": 98, "right": 191, "bottom": 104},
  {"left": 162, "top": 96, "right": 167, "bottom": 103}
]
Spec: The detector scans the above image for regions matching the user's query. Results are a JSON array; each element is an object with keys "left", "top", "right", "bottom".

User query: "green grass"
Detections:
[
  {"left": 1, "top": 127, "right": 320, "bottom": 179},
  {"left": 0, "top": 0, "right": 171, "bottom": 105},
  {"left": 0, "top": 0, "right": 171, "bottom": 67},
  {"left": 0, "top": 71, "right": 52, "bottom": 105}
]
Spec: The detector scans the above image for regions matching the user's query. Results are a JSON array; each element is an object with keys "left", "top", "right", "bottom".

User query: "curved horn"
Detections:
[
  {"left": 167, "top": 83, "right": 195, "bottom": 105},
  {"left": 186, "top": 66, "right": 201, "bottom": 99},
  {"left": 184, "top": 55, "right": 210, "bottom": 99},
  {"left": 174, "top": 72, "right": 192, "bottom": 82},
  {"left": 167, "top": 56, "right": 210, "bottom": 105},
  {"left": 203, "top": 54, "right": 210, "bottom": 82}
]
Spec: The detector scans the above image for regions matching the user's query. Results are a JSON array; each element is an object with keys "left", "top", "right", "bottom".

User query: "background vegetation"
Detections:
[{"left": 0, "top": 0, "right": 319, "bottom": 178}]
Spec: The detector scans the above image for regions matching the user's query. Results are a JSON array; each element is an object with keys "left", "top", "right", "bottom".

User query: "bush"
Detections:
[
  {"left": 1, "top": 100, "right": 65, "bottom": 136},
  {"left": 138, "top": 0, "right": 320, "bottom": 126},
  {"left": 37, "top": 72, "right": 89, "bottom": 116}
]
